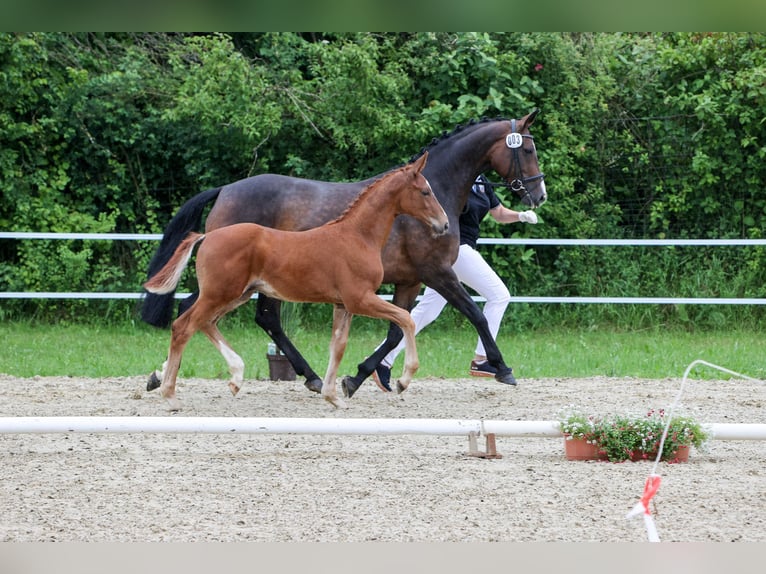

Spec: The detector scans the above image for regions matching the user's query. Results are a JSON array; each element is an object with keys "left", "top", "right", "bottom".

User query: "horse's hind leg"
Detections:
[
  {"left": 200, "top": 322, "right": 245, "bottom": 397},
  {"left": 255, "top": 295, "right": 324, "bottom": 394},
  {"left": 321, "top": 304, "right": 352, "bottom": 409}
]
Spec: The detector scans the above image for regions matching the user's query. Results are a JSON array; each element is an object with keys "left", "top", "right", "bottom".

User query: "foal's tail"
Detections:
[
  {"left": 143, "top": 233, "right": 206, "bottom": 295},
  {"left": 141, "top": 186, "right": 222, "bottom": 327}
]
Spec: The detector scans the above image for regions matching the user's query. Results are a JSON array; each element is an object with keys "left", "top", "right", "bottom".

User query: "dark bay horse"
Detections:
[
  {"left": 144, "top": 153, "right": 448, "bottom": 410},
  {"left": 142, "top": 110, "right": 547, "bottom": 397}
]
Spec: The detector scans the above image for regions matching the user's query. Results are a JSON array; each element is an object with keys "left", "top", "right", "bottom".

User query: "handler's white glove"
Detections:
[{"left": 518, "top": 210, "right": 538, "bottom": 224}]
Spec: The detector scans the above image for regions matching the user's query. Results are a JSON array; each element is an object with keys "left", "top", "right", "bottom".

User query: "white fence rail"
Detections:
[{"left": 2, "top": 232, "right": 765, "bottom": 305}]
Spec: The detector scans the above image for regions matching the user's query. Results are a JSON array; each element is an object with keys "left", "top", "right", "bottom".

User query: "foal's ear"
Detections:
[{"left": 412, "top": 150, "right": 428, "bottom": 172}]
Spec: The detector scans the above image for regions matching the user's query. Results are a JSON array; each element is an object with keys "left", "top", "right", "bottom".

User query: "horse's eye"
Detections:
[{"left": 421, "top": 189, "right": 430, "bottom": 196}]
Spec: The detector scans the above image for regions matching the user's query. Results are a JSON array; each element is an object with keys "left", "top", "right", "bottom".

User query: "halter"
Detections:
[{"left": 495, "top": 118, "right": 545, "bottom": 203}]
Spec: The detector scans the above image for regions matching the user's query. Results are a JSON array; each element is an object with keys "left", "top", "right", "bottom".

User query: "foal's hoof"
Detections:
[
  {"left": 304, "top": 378, "right": 323, "bottom": 394},
  {"left": 495, "top": 367, "right": 517, "bottom": 386},
  {"left": 147, "top": 371, "right": 161, "bottom": 392},
  {"left": 324, "top": 395, "right": 348, "bottom": 409},
  {"left": 341, "top": 376, "right": 362, "bottom": 398},
  {"left": 396, "top": 380, "right": 408, "bottom": 394},
  {"left": 164, "top": 397, "right": 182, "bottom": 412}
]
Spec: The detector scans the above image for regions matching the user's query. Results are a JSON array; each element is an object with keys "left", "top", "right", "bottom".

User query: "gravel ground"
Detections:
[{"left": 0, "top": 372, "right": 764, "bottom": 542}]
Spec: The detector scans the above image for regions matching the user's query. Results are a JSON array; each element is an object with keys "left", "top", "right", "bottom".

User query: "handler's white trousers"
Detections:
[{"left": 380, "top": 243, "right": 511, "bottom": 368}]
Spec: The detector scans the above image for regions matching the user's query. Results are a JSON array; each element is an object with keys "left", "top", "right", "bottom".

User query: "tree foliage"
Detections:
[{"left": 2, "top": 32, "right": 764, "bottom": 327}]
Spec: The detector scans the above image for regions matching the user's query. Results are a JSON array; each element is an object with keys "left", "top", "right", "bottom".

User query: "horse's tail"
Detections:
[
  {"left": 141, "top": 187, "right": 222, "bottom": 327},
  {"left": 144, "top": 233, "right": 205, "bottom": 295}
]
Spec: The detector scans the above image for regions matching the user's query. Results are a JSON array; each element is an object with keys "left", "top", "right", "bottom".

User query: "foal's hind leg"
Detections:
[
  {"left": 200, "top": 322, "right": 245, "bottom": 397},
  {"left": 321, "top": 304, "right": 353, "bottom": 409},
  {"left": 147, "top": 291, "right": 200, "bottom": 392},
  {"left": 158, "top": 311, "right": 199, "bottom": 411}
]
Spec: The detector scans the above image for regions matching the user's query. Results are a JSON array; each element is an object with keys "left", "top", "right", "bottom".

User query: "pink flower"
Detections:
[{"left": 534, "top": 63, "right": 543, "bottom": 72}]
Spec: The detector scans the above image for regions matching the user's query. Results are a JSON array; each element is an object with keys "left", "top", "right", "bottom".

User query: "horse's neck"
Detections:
[{"left": 427, "top": 120, "right": 507, "bottom": 215}]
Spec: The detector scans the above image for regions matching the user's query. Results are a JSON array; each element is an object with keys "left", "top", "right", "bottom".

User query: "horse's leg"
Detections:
[
  {"left": 321, "top": 304, "right": 353, "bottom": 409},
  {"left": 200, "top": 322, "right": 246, "bottom": 397},
  {"left": 341, "top": 283, "right": 420, "bottom": 398},
  {"left": 254, "top": 295, "right": 324, "bottom": 394},
  {"left": 147, "top": 291, "right": 200, "bottom": 392},
  {"left": 426, "top": 272, "right": 516, "bottom": 386},
  {"left": 340, "top": 294, "right": 419, "bottom": 396}
]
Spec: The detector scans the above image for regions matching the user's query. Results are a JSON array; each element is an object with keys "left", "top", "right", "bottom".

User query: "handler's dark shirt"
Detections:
[{"left": 459, "top": 178, "right": 500, "bottom": 249}]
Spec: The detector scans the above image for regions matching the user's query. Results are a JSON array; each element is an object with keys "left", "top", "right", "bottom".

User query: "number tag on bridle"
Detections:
[{"left": 506, "top": 133, "right": 523, "bottom": 149}]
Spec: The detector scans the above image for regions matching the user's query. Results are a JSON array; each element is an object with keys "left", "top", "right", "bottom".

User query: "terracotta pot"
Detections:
[
  {"left": 564, "top": 437, "right": 607, "bottom": 461},
  {"left": 670, "top": 444, "right": 690, "bottom": 463},
  {"left": 629, "top": 444, "right": 690, "bottom": 462}
]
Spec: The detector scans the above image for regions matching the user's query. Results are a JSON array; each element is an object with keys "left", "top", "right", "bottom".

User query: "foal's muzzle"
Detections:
[{"left": 431, "top": 219, "right": 450, "bottom": 236}]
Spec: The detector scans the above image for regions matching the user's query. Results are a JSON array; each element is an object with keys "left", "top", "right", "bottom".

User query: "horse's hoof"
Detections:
[
  {"left": 341, "top": 376, "right": 361, "bottom": 398},
  {"left": 228, "top": 382, "right": 241, "bottom": 396},
  {"left": 304, "top": 378, "right": 323, "bottom": 394},
  {"left": 495, "top": 368, "right": 517, "bottom": 386},
  {"left": 396, "top": 380, "right": 407, "bottom": 394},
  {"left": 147, "top": 371, "right": 161, "bottom": 392}
]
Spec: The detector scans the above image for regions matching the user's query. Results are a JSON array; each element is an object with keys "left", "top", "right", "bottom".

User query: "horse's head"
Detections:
[
  {"left": 402, "top": 151, "right": 449, "bottom": 236},
  {"left": 490, "top": 109, "right": 547, "bottom": 209}
]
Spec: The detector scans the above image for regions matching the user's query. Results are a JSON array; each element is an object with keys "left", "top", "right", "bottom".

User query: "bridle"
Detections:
[{"left": 490, "top": 118, "right": 546, "bottom": 204}]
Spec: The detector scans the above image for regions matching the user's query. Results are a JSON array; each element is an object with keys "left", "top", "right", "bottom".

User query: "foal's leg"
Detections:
[
  {"left": 200, "top": 322, "right": 246, "bottom": 397},
  {"left": 393, "top": 311, "right": 418, "bottom": 394},
  {"left": 321, "top": 304, "right": 353, "bottom": 409},
  {"left": 341, "top": 294, "right": 419, "bottom": 395},
  {"left": 158, "top": 311, "right": 199, "bottom": 411},
  {"left": 343, "top": 283, "right": 421, "bottom": 398},
  {"left": 147, "top": 290, "right": 199, "bottom": 392}
]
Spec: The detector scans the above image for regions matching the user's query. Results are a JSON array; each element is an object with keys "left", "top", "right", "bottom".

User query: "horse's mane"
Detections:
[
  {"left": 407, "top": 116, "right": 509, "bottom": 163},
  {"left": 327, "top": 116, "right": 509, "bottom": 225}
]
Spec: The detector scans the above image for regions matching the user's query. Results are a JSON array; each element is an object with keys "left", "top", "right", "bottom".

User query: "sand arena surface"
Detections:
[{"left": 0, "top": 373, "right": 764, "bottom": 542}]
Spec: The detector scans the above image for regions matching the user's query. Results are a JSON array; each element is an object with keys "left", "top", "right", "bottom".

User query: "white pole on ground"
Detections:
[{"left": 0, "top": 417, "right": 764, "bottom": 439}]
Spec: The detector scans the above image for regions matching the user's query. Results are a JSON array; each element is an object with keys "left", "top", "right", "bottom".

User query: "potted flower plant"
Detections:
[
  {"left": 559, "top": 407, "right": 709, "bottom": 463},
  {"left": 558, "top": 408, "right": 607, "bottom": 460}
]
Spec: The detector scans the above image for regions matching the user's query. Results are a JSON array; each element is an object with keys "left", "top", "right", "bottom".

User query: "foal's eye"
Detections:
[{"left": 420, "top": 189, "right": 430, "bottom": 196}]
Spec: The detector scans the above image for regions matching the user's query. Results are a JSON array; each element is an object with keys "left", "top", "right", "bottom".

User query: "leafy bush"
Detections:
[{"left": 2, "top": 33, "right": 765, "bottom": 326}]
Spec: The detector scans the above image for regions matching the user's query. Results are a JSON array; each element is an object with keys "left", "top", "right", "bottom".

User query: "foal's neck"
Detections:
[{"left": 335, "top": 175, "right": 405, "bottom": 247}]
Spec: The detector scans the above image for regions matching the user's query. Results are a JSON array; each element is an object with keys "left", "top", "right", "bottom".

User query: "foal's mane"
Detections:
[{"left": 327, "top": 164, "right": 406, "bottom": 225}]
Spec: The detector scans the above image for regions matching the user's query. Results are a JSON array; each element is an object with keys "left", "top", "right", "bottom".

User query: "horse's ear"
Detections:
[{"left": 522, "top": 108, "right": 540, "bottom": 129}]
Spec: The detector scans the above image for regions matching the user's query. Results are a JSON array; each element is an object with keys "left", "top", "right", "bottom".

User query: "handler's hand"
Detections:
[{"left": 518, "top": 210, "right": 538, "bottom": 224}]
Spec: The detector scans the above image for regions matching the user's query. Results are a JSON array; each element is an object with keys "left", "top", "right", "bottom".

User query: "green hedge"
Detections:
[{"left": 2, "top": 32, "right": 764, "bottom": 327}]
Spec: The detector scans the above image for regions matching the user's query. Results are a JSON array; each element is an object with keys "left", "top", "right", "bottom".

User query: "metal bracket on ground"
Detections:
[{"left": 466, "top": 431, "right": 503, "bottom": 459}]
